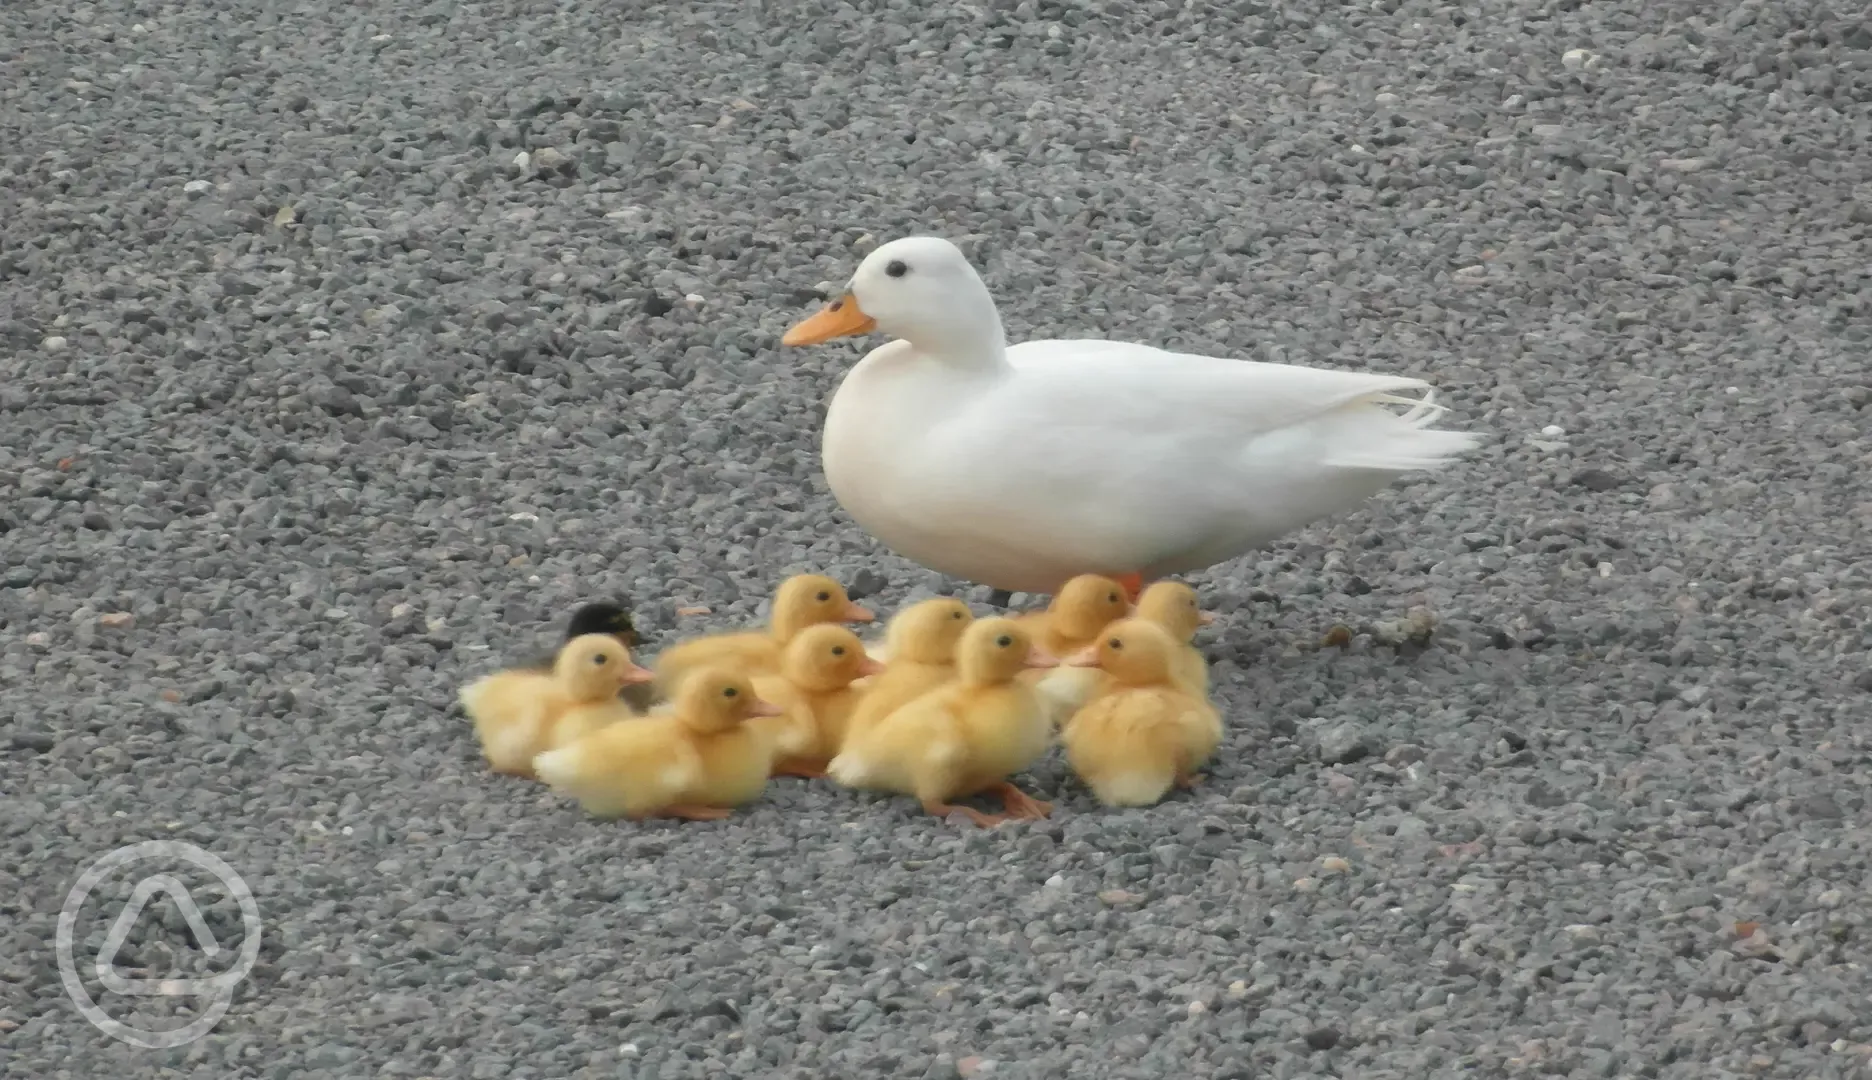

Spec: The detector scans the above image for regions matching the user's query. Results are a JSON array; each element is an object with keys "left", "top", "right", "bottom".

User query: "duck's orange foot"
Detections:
[
  {"left": 1113, "top": 572, "right": 1146, "bottom": 605},
  {"left": 986, "top": 780, "right": 1054, "bottom": 820},
  {"left": 921, "top": 797, "right": 1008, "bottom": 828}
]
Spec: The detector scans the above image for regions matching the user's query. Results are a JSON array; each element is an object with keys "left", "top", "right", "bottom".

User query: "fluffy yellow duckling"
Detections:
[
  {"left": 827, "top": 617, "right": 1060, "bottom": 828},
  {"left": 839, "top": 596, "right": 976, "bottom": 751},
  {"left": 1132, "top": 580, "right": 1215, "bottom": 697},
  {"left": 652, "top": 573, "right": 874, "bottom": 694},
  {"left": 532, "top": 667, "right": 784, "bottom": 821},
  {"left": 1058, "top": 619, "right": 1224, "bottom": 808},
  {"left": 459, "top": 633, "right": 656, "bottom": 779},
  {"left": 1017, "top": 572, "right": 1134, "bottom": 657},
  {"left": 748, "top": 624, "right": 885, "bottom": 780}
]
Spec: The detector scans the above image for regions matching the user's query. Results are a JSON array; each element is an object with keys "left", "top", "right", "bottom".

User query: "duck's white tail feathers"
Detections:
[
  {"left": 1324, "top": 387, "right": 1484, "bottom": 472},
  {"left": 531, "top": 744, "right": 583, "bottom": 791}
]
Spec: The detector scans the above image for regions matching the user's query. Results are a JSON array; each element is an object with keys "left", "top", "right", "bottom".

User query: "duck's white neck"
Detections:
[{"left": 888, "top": 289, "right": 1010, "bottom": 374}]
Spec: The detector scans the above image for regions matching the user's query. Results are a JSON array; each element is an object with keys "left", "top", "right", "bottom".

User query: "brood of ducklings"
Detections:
[
  {"left": 533, "top": 667, "right": 784, "bottom": 821},
  {"left": 840, "top": 596, "right": 974, "bottom": 750},
  {"left": 652, "top": 573, "right": 874, "bottom": 694},
  {"left": 1132, "top": 580, "right": 1214, "bottom": 697},
  {"left": 1059, "top": 619, "right": 1223, "bottom": 808},
  {"left": 1016, "top": 573, "right": 1134, "bottom": 659},
  {"left": 748, "top": 624, "right": 884, "bottom": 779},
  {"left": 827, "top": 617, "right": 1060, "bottom": 828},
  {"left": 460, "top": 633, "right": 656, "bottom": 779}
]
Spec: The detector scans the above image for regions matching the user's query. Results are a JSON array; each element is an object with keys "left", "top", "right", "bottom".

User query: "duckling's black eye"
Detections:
[
  {"left": 952, "top": 611, "right": 964, "bottom": 619},
  {"left": 592, "top": 654, "right": 608, "bottom": 665},
  {"left": 723, "top": 686, "right": 738, "bottom": 698},
  {"left": 1108, "top": 638, "right": 1123, "bottom": 649},
  {"left": 1108, "top": 592, "right": 1119, "bottom": 604},
  {"left": 816, "top": 591, "right": 831, "bottom": 602},
  {"left": 995, "top": 634, "right": 1012, "bottom": 648},
  {"left": 885, "top": 259, "right": 908, "bottom": 278},
  {"left": 832, "top": 646, "right": 846, "bottom": 657}
]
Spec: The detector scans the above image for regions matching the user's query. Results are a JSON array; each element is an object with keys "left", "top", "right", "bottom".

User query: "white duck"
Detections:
[{"left": 782, "top": 236, "right": 1481, "bottom": 601}]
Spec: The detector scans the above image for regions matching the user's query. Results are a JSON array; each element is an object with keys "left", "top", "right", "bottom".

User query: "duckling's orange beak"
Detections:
[
  {"left": 855, "top": 656, "right": 886, "bottom": 678},
  {"left": 782, "top": 293, "right": 877, "bottom": 346},
  {"left": 1064, "top": 646, "right": 1102, "bottom": 668},
  {"left": 1197, "top": 612, "right": 1218, "bottom": 626},
  {"left": 841, "top": 602, "right": 876, "bottom": 623},
  {"left": 746, "top": 698, "right": 785, "bottom": 718},
  {"left": 1023, "top": 649, "right": 1061, "bottom": 670},
  {"left": 619, "top": 663, "right": 656, "bottom": 685}
]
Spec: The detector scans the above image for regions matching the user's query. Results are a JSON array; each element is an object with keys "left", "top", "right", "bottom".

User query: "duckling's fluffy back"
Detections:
[{"left": 533, "top": 716, "right": 703, "bottom": 819}]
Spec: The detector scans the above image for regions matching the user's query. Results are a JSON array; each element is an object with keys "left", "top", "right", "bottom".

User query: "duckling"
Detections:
[
  {"left": 840, "top": 596, "right": 975, "bottom": 750},
  {"left": 1058, "top": 618, "right": 1224, "bottom": 808},
  {"left": 1133, "top": 580, "right": 1215, "bottom": 698},
  {"left": 748, "top": 624, "right": 885, "bottom": 779},
  {"left": 651, "top": 573, "right": 874, "bottom": 694},
  {"left": 459, "top": 633, "right": 656, "bottom": 779},
  {"left": 1016, "top": 573, "right": 1134, "bottom": 659},
  {"left": 532, "top": 667, "right": 785, "bottom": 821},
  {"left": 513, "top": 600, "right": 660, "bottom": 712},
  {"left": 827, "top": 617, "right": 1060, "bottom": 828}
]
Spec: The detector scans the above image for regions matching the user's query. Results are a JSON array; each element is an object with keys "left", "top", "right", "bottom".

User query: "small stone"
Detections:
[
  {"left": 1319, "top": 856, "right": 1351, "bottom": 874},
  {"left": 98, "top": 612, "right": 135, "bottom": 629},
  {"left": 1385, "top": 743, "right": 1427, "bottom": 766},
  {"left": 183, "top": 179, "right": 213, "bottom": 195},
  {"left": 1227, "top": 980, "right": 1248, "bottom": 998},
  {"left": 390, "top": 603, "right": 414, "bottom": 618},
  {"left": 1305, "top": 1027, "right": 1343, "bottom": 1051},
  {"left": 1374, "top": 92, "right": 1399, "bottom": 107},
  {"left": 42, "top": 335, "right": 69, "bottom": 352},
  {"left": 957, "top": 1057, "right": 993, "bottom": 1078},
  {"left": 511, "top": 150, "right": 531, "bottom": 171},
  {"left": 12, "top": 732, "right": 55, "bottom": 753},
  {"left": 1097, "top": 889, "right": 1145, "bottom": 907},
  {"left": 1571, "top": 468, "right": 1626, "bottom": 492},
  {"left": 1541, "top": 424, "right": 1566, "bottom": 436},
  {"left": 1659, "top": 157, "right": 1710, "bottom": 173},
  {"left": 4, "top": 568, "right": 36, "bottom": 588},
  {"left": 1316, "top": 721, "right": 1373, "bottom": 765},
  {"left": 1561, "top": 48, "right": 1593, "bottom": 70},
  {"left": 26, "top": 631, "right": 50, "bottom": 647},
  {"left": 1293, "top": 876, "right": 1319, "bottom": 892},
  {"left": 676, "top": 606, "right": 712, "bottom": 616},
  {"left": 236, "top": 652, "right": 273, "bottom": 673}
]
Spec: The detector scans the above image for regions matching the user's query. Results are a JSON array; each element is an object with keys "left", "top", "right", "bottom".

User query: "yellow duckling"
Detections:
[
  {"left": 1058, "top": 619, "right": 1224, "bottom": 808},
  {"left": 459, "top": 633, "right": 655, "bottom": 779},
  {"left": 652, "top": 573, "right": 874, "bottom": 694},
  {"left": 827, "top": 617, "right": 1060, "bottom": 828},
  {"left": 532, "top": 667, "right": 784, "bottom": 822},
  {"left": 1016, "top": 573, "right": 1134, "bottom": 659},
  {"left": 1132, "top": 580, "right": 1215, "bottom": 697},
  {"left": 748, "top": 624, "right": 886, "bottom": 780},
  {"left": 839, "top": 596, "right": 976, "bottom": 753}
]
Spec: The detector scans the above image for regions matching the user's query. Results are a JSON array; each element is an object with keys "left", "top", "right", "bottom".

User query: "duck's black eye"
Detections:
[
  {"left": 1108, "top": 638, "right": 1123, "bottom": 649},
  {"left": 723, "top": 686, "right": 738, "bottom": 698},
  {"left": 816, "top": 591, "right": 831, "bottom": 602},
  {"left": 592, "top": 653, "right": 608, "bottom": 665},
  {"left": 885, "top": 260, "right": 908, "bottom": 278},
  {"left": 995, "top": 634, "right": 1012, "bottom": 647},
  {"left": 1108, "top": 592, "right": 1119, "bottom": 604},
  {"left": 832, "top": 645, "right": 846, "bottom": 656},
  {"left": 952, "top": 611, "right": 964, "bottom": 619}
]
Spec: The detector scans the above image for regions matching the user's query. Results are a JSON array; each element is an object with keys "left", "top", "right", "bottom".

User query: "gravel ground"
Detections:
[{"left": 5, "top": 1, "right": 1871, "bottom": 1077}]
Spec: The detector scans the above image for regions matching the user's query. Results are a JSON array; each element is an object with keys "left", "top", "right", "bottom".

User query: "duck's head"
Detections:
[
  {"left": 885, "top": 596, "right": 975, "bottom": 664},
  {"left": 780, "top": 623, "right": 886, "bottom": 692},
  {"left": 1050, "top": 573, "right": 1135, "bottom": 639},
  {"left": 555, "top": 633, "right": 656, "bottom": 702},
  {"left": 1134, "top": 581, "right": 1215, "bottom": 643},
  {"left": 782, "top": 236, "right": 1005, "bottom": 357},
  {"left": 1065, "top": 618, "right": 1178, "bottom": 688},
  {"left": 954, "top": 617, "right": 1059, "bottom": 685},
  {"left": 771, "top": 573, "right": 875, "bottom": 639},
  {"left": 674, "top": 667, "right": 785, "bottom": 734}
]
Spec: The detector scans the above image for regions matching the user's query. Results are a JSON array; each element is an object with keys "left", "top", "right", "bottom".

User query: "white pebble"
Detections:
[
  {"left": 390, "top": 603, "right": 414, "bottom": 618},
  {"left": 684, "top": 293, "right": 705, "bottom": 305},
  {"left": 41, "top": 336, "right": 68, "bottom": 352},
  {"left": 1374, "top": 92, "right": 1400, "bottom": 107},
  {"left": 511, "top": 150, "right": 531, "bottom": 171},
  {"left": 1541, "top": 424, "right": 1565, "bottom": 436},
  {"left": 1044, "top": 874, "right": 1064, "bottom": 888},
  {"left": 1562, "top": 48, "right": 1592, "bottom": 70},
  {"left": 183, "top": 179, "right": 212, "bottom": 195},
  {"left": 508, "top": 511, "right": 539, "bottom": 522}
]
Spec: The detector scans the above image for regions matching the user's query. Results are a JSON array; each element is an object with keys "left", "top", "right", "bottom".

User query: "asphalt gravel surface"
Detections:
[{"left": 5, "top": 1, "right": 1871, "bottom": 1077}]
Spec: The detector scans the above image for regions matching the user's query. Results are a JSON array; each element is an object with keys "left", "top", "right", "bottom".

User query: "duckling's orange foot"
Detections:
[
  {"left": 661, "top": 804, "right": 733, "bottom": 822},
  {"left": 921, "top": 798, "right": 1008, "bottom": 828},
  {"left": 1114, "top": 572, "right": 1147, "bottom": 605},
  {"left": 986, "top": 780, "right": 1054, "bottom": 820}
]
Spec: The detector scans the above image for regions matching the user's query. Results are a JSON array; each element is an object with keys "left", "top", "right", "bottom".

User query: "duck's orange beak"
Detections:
[
  {"left": 1023, "top": 649, "right": 1061, "bottom": 670},
  {"left": 841, "top": 602, "right": 876, "bottom": 623},
  {"left": 855, "top": 656, "right": 886, "bottom": 678},
  {"left": 1197, "top": 612, "right": 1217, "bottom": 626},
  {"left": 747, "top": 698, "right": 785, "bottom": 718},
  {"left": 782, "top": 293, "right": 877, "bottom": 345},
  {"left": 1065, "top": 646, "right": 1102, "bottom": 668},
  {"left": 619, "top": 663, "right": 656, "bottom": 685}
]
